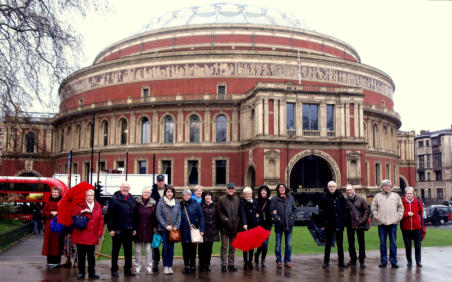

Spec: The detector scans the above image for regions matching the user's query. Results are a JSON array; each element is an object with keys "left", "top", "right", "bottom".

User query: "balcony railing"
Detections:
[
  {"left": 303, "top": 130, "right": 320, "bottom": 136},
  {"left": 327, "top": 131, "right": 336, "bottom": 137}
]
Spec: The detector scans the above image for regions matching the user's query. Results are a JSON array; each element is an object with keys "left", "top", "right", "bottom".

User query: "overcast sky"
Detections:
[{"left": 72, "top": 0, "right": 452, "bottom": 133}]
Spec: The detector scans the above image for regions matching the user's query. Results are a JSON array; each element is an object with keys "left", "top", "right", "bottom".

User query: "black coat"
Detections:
[
  {"left": 135, "top": 197, "right": 157, "bottom": 242},
  {"left": 319, "top": 190, "right": 349, "bottom": 231},
  {"left": 180, "top": 199, "right": 205, "bottom": 243},
  {"left": 240, "top": 198, "right": 258, "bottom": 230},
  {"left": 151, "top": 183, "right": 167, "bottom": 203},
  {"left": 255, "top": 198, "right": 272, "bottom": 230},
  {"left": 106, "top": 191, "right": 137, "bottom": 232},
  {"left": 201, "top": 200, "right": 220, "bottom": 242},
  {"left": 270, "top": 194, "right": 297, "bottom": 233},
  {"left": 217, "top": 193, "right": 241, "bottom": 234}
]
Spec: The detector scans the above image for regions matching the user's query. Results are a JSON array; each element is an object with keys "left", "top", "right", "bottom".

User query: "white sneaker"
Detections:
[
  {"left": 146, "top": 266, "right": 153, "bottom": 274},
  {"left": 135, "top": 266, "right": 141, "bottom": 273},
  {"left": 168, "top": 267, "right": 174, "bottom": 274},
  {"left": 163, "top": 267, "right": 169, "bottom": 274}
]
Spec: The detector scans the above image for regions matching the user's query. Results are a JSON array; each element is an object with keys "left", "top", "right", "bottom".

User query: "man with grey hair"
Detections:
[
  {"left": 345, "top": 184, "right": 370, "bottom": 268},
  {"left": 371, "top": 179, "right": 404, "bottom": 268}
]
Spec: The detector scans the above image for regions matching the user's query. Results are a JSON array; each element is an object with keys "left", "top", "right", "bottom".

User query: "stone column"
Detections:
[
  {"left": 204, "top": 109, "right": 211, "bottom": 142},
  {"left": 345, "top": 103, "right": 350, "bottom": 137},
  {"left": 152, "top": 111, "right": 158, "bottom": 143},
  {"left": 320, "top": 102, "right": 326, "bottom": 136},
  {"left": 359, "top": 104, "right": 364, "bottom": 138},
  {"left": 110, "top": 116, "right": 116, "bottom": 145},
  {"left": 338, "top": 103, "right": 345, "bottom": 137},
  {"left": 296, "top": 101, "right": 302, "bottom": 136},
  {"left": 232, "top": 108, "right": 238, "bottom": 142},
  {"left": 130, "top": 113, "right": 136, "bottom": 144},
  {"left": 354, "top": 103, "right": 359, "bottom": 139},
  {"left": 256, "top": 99, "right": 263, "bottom": 136},
  {"left": 177, "top": 109, "right": 183, "bottom": 143},
  {"left": 263, "top": 98, "right": 269, "bottom": 136}
]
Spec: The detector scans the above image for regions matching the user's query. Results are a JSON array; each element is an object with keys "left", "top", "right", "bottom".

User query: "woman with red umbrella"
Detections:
[
  {"left": 42, "top": 187, "right": 64, "bottom": 268},
  {"left": 71, "top": 189, "right": 104, "bottom": 279},
  {"left": 240, "top": 187, "right": 258, "bottom": 270}
]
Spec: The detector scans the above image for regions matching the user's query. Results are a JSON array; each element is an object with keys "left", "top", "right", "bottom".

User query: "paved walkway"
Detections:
[{"left": 1, "top": 233, "right": 452, "bottom": 281}]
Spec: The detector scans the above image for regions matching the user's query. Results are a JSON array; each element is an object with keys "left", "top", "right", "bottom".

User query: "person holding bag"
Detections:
[
  {"left": 401, "top": 187, "right": 424, "bottom": 267},
  {"left": 71, "top": 189, "right": 104, "bottom": 279},
  {"left": 42, "top": 187, "right": 64, "bottom": 268},
  {"left": 180, "top": 189, "right": 205, "bottom": 274},
  {"left": 156, "top": 185, "right": 180, "bottom": 275}
]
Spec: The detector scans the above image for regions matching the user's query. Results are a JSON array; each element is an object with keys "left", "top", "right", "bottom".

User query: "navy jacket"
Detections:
[
  {"left": 240, "top": 198, "right": 258, "bottom": 230},
  {"left": 106, "top": 191, "right": 137, "bottom": 232},
  {"left": 319, "top": 190, "right": 349, "bottom": 231},
  {"left": 270, "top": 193, "right": 297, "bottom": 233},
  {"left": 180, "top": 199, "right": 205, "bottom": 243}
]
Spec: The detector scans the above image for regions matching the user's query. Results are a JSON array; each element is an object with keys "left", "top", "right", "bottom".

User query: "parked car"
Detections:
[
  {"left": 442, "top": 201, "right": 452, "bottom": 207},
  {"left": 294, "top": 206, "right": 319, "bottom": 226},
  {"left": 424, "top": 206, "right": 450, "bottom": 225}
]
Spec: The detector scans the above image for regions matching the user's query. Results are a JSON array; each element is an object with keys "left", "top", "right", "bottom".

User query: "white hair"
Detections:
[
  {"left": 193, "top": 185, "right": 203, "bottom": 192},
  {"left": 327, "top": 181, "right": 337, "bottom": 187},
  {"left": 182, "top": 189, "right": 192, "bottom": 196},
  {"left": 381, "top": 179, "right": 392, "bottom": 187},
  {"left": 142, "top": 187, "right": 152, "bottom": 193},
  {"left": 405, "top": 187, "right": 415, "bottom": 194},
  {"left": 243, "top": 187, "right": 252, "bottom": 194},
  {"left": 120, "top": 181, "right": 130, "bottom": 188}
]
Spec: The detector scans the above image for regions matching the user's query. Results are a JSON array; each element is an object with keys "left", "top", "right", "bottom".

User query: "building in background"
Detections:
[
  {"left": 415, "top": 127, "right": 452, "bottom": 204},
  {"left": 397, "top": 131, "right": 416, "bottom": 193},
  {"left": 0, "top": 3, "right": 416, "bottom": 202}
]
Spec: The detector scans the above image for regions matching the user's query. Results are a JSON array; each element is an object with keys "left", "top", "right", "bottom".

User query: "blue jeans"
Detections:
[
  {"left": 33, "top": 220, "right": 42, "bottom": 234},
  {"left": 275, "top": 231, "right": 292, "bottom": 263},
  {"left": 162, "top": 231, "right": 175, "bottom": 267},
  {"left": 378, "top": 224, "right": 398, "bottom": 265}
]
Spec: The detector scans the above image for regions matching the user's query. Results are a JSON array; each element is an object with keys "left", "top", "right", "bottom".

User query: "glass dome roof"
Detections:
[{"left": 142, "top": 3, "right": 311, "bottom": 31}]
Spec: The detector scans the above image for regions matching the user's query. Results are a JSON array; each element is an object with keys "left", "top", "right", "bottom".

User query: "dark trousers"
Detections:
[
  {"left": 324, "top": 229, "right": 344, "bottom": 264},
  {"left": 254, "top": 238, "right": 269, "bottom": 262},
  {"left": 47, "top": 255, "right": 61, "bottom": 264},
  {"left": 182, "top": 242, "right": 197, "bottom": 268},
  {"left": 152, "top": 246, "right": 160, "bottom": 266},
  {"left": 402, "top": 229, "right": 422, "bottom": 265},
  {"left": 243, "top": 249, "right": 254, "bottom": 264},
  {"left": 198, "top": 242, "right": 213, "bottom": 267},
  {"left": 77, "top": 244, "right": 95, "bottom": 275},
  {"left": 346, "top": 227, "right": 366, "bottom": 263},
  {"left": 111, "top": 231, "right": 133, "bottom": 273}
]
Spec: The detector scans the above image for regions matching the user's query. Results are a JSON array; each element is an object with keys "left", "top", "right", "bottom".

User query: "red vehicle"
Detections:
[{"left": 0, "top": 177, "right": 68, "bottom": 221}]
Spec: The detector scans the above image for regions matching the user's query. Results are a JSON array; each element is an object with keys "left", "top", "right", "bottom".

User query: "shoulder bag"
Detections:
[
  {"left": 166, "top": 205, "right": 181, "bottom": 242},
  {"left": 184, "top": 206, "right": 203, "bottom": 244},
  {"left": 73, "top": 214, "right": 89, "bottom": 230}
]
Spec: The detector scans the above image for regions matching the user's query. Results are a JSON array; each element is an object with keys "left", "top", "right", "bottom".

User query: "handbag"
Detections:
[
  {"left": 184, "top": 206, "right": 203, "bottom": 244},
  {"left": 50, "top": 216, "right": 66, "bottom": 233},
  {"left": 73, "top": 214, "right": 89, "bottom": 230},
  {"left": 364, "top": 218, "right": 371, "bottom": 231},
  {"left": 166, "top": 206, "right": 181, "bottom": 242},
  {"left": 151, "top": 233, "right": 163, "bottom": 248}
]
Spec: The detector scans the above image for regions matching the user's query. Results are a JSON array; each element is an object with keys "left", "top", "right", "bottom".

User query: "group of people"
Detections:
[
  {"left": 319, "top": 179, "right": 424, "bottom": 270},
  {"left": 40, "top": 176, "right": 425, "bottom": 280}
]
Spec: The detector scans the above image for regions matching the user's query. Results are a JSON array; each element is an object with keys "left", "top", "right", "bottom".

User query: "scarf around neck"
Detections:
[{"left": 164, "top": 196, "right": 175, "bottom": 207}]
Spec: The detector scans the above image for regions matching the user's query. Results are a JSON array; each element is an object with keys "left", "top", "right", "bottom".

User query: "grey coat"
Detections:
[
  {"left": 156, "top": 199, "right": 181, "bottom": 232},
  {"left": 270, "top": 194, "right": 297, "bottom": 233}
]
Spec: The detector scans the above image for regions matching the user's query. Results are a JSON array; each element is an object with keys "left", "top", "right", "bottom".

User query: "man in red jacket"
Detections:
[{"left": 401, "top": 187, "right": 424, "bottom": 267}]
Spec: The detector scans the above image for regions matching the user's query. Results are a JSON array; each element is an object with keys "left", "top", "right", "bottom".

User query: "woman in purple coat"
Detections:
[{"left": 134, "top": 187, "right": 157, "bottom": 274}]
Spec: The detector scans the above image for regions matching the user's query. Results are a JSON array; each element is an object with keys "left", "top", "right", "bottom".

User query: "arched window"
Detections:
[
  {"left": 76, "top": 125, "right": 81, "bottom": 149},
  {"left": 87, "top": 123, "right": 93, "bottom": 147},
  {"left": 141, "top": 117, "right": 150, "bottom": 144},
  {"left": 120, "top": 119, "right": 128, "bottom": 145},
  {"left": 66, "top": 127, "right": 71, "bottom": 149},
  {"left": 60, "top": 129, "right": 64, "bottom": 152},
  {"left": 189, "top": 115, "right": 200, "bottom": 143},
  {"left": 164, "top": 116, "right": 174, "bottom": 144},
  {"left": 25, "top": 132, "right": 36, "bottom": 153},
  {"left": 372, "top": 124, "right": 378, "bottom": 149},
  {"left": 216, "top": 114, "right": 227, "bottom": 142},
  {"left": 102, "top": 121, "right": 109, "bottom": 146}
]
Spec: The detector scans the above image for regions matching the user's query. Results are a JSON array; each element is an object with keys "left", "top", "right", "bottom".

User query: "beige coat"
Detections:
[{"left": 371, "top": 191, "right": 404, "bottom": 225}]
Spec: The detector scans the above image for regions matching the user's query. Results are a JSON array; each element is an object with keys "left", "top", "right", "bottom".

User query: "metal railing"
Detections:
[{"left": 0, "top": 221, "right": 33, "bottom": 249}]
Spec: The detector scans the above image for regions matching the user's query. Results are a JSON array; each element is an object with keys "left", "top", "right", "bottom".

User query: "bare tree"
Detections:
[{"left": 0, "top": 0, "right": 102, "bottom": 116}]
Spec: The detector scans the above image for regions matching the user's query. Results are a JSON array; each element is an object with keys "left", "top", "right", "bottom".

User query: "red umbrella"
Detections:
[
  {"left": 57, "top": 181, "right": 94, "bottom": 226},
  {"left": 231, "top": 226, "right": 271, "bottom": 252}
]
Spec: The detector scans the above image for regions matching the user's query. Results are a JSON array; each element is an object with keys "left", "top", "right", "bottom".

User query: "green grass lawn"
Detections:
[
  {"left": 98, "top": 226, "right": 452, "bottom": 260},
  {"left": 0, "top": 220, "right": 24, "bottom": 234}
]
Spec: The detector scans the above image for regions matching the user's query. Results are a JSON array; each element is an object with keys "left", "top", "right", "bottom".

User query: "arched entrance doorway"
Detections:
[
  {"left": 16, "top": 170, "right": 41, "bottom": 177},
  {"left": 399, "top": 177, "right": 407, "bottom": 195},
  {"left": 287, "top": 150, "right": 340, "bottom": 206},
  {"left": 245, "top": 166, "right": 256, "bottom": 189}
]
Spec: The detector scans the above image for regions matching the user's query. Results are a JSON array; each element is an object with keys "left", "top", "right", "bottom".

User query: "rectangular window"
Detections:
[
  {"left": 286, "top": 103, "right": 295, "bottom": 131},
  {"left": 84, "top": 162, "right": 90, "bottom": 182},
  {"left": 435, "top": 170, "right": 442, "bottom": 181},
  {"left": 64, "top": 164, "right": 68, "bottom": 174},
  {"left": 117, "top": 161, "right": 124, "bottom": 173},
  {"left": 98, "top": 161, "right": 106, "bottom": 172},
  {"left": 426, "top": 154, "right": 431, "bottom": 168},
  {"left": 419, "top": 155, "right": 425, "bottom": 168},
  {"left": 215, "top": 160, "right": 227, "bottom": 185},
  {"left": 426, "top": 140, "right": 430, "bottom": 146},
  {"left": 418, "top": 140, "right": 424, "bottom": 147},
  {"left": 73, "top": 163, "right": 78, "bottom": 174},
  {"left": 138, "top": 161, "right": 147, "bottom": 174},
  {"left": 302, "top": 104, "right": 319, "bottom": 130},
  {"left": 427, "top": 172, "right": 431, "bottom": 181},
  {"left": 217, "top": 84, "right": 226, "bottom": 99},
  {"left": 433, "top": 153, "right": 442, "bottom": 168},
  {"left": 375, "top": 163, "right": 381, "bottom": 186},
  {"left": 142, "top": 87, "right": 149, "bottom": 97},
  {"left": 428, "top": 188, "right": 431, "bottom": 199},
  {"left": 326, "top": 104, "right": 335, "bottom": 132},
  {"left": 188, "top": 160, "right": 199, "bottom": 185},
  {"left": 432, "top": 137, "right": 440, "bottom": 146},
  {"left": 162, "top": 160, "right": 172, "bottom": 184},
  {"left": 418, "top": 171, "right": 425, "bottom": 182},
  {"left": 386, "top": 164, "right": 390, "bottom": 180},
  {"left": 437, "top": 188, "right": 444, "bottom": 199}
]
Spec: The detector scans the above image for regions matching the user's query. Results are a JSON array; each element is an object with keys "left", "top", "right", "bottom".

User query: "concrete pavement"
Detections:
[{"left": 1, "top": 233, "right": 452, "bottom": 281}]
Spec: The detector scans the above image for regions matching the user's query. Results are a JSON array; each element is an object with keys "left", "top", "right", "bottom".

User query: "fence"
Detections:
[{"left": 0, "top": 222, "right": 33, "bottom": 249}]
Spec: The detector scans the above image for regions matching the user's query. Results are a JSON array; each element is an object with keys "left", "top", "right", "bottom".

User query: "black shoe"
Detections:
[
  {"left": 199, "top": 266, "right": 208, "bottom": 273},
  {"left": 111, "top": 271, "right": 119, "bottom": 278},
  {"left": 348, "top": 260, "right": 357, "bottom": 266},
  {"left": 248, "top": 262, "right": 254, "bottom": 270},
  {"left": 261, "top": 260, "right": 266, "bottom": 268},
  {"left": 254, "top": 256, "right": 259, "bottom": 265},
  {"left": 77, "top": 273, "right": 85, "bottom": 280},
  {"left": 360, "top": 262, "right": 366, "bottom": 268},
  {"left": 124, "top": 271, "right": 135, "bottom": 277},
  {"left": 228, "top": 265, "right": 238, "bottom": 272},
  {"left": 338, "top": 263, "right": 348, "bottom": 268},
  {"left": 407, "top": 262, "right": 412, "bottom": 267},
  {"left": 221, "top": 266, "right": 227, "bottom": 272},
  {"left": 190, "top": 266, "right": 196, "bottom": 273},
  {"left": 391, "top": 264, "right": 399, "bottom": 269},
  {"left": 88, "top": 274, "right": 100, "bottom": 279},
  {"left": 322, "top": 263, "right": 329, "bottom": 269},
  {"left": 207, "top": 266, "right": 211, "bottom": 272},
  {"left": 152, "top": 263, "right": 159, "bottom": 273},
  {"left": 183, "top": 266, "right": 191, "bottom": 274},
  {"left": 243, "top": 263, "right": 248, "bottom": 270},
  {"left": 378, "top": 264, "right": 387, "bottom": 268},
  {"left": 417, "top": 263, "right": 423, "bottom": 268}
]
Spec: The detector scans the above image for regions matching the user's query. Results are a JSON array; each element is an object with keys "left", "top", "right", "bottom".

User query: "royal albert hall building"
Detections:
[{"left": 2, "top": 3, "right": 413, "bottom": 200}]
